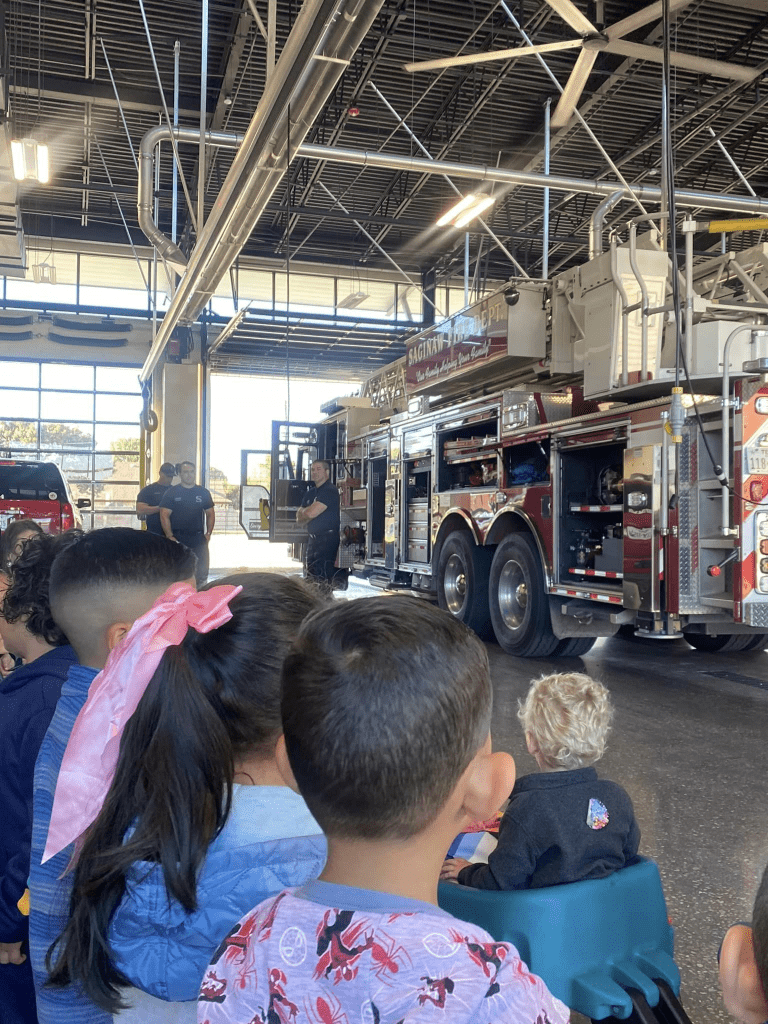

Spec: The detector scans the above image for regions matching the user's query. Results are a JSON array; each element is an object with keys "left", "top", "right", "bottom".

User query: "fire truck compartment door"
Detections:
[
  {"left": 385, "top": 479, "right": 399, "bottom": 569},
  {"left": 270, "top": 420, "right": 318, "bottom": 543},
  {"left": 623, "top": 445, "right": 662, "bottom": 613},
  {"left": 239, "top": 449, "right": 271, "bottom": 539}
]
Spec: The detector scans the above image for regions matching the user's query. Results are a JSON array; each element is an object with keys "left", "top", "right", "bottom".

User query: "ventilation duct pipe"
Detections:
[
  {"left": 140, "top": 0, "right": 386, "bottom": 384},
  {"left": 590, "top": 190, "right": 624, "bottom": 259},
  {"left": 138, "top": 127, "right": 244, "bottom": 273}
]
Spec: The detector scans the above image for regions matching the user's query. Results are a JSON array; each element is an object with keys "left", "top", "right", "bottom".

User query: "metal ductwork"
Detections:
[
  {"left": 295, "top": 143, "right": 768, "bottom": 218},
  {"left": 138, "top": 127, "right": 244, "bottom": 274},
  {"left": 590, "top": 190, "right": 624, "bottom": 259},
  {"left": 139, "top": 0, "right": 386, "bottom": 383}
]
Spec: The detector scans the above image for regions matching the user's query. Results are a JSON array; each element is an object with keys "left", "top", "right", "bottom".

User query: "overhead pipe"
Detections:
[
  {"left": 139, "top": 0, "right": 386, "bottom": 384},
  {"left": 141, "top": 134, "right": 768, "bottom": 285},
  {"left": 296, "top": 143, "right": 768, "bottom": 217},
  {"left": 589, "top": 190, "right": 623, "bottom": 258},
  {"left": 138, "top": 126, "right": 244, "bottom": 273}
]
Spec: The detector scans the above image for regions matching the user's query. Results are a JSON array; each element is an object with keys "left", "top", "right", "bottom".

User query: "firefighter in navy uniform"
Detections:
[
  {"left": 297, "top": 460, "right": 340, "bottom": 591},
  {"left": 159, "top": 460, "right": 215, "bottom": 586}
]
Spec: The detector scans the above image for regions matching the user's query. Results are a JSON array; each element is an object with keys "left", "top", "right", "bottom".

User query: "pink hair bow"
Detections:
[{"left": 43, "top": 580, "right": 242, "bottom": 864}]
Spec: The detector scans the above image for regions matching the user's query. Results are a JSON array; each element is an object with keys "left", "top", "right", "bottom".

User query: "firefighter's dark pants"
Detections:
[{"left": 305, "top": 528, "right": 340, "bottom": 591}]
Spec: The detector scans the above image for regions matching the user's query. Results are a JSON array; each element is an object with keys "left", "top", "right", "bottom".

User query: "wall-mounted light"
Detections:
[
  {"left": 11, "top": 138, "right": 50, "bottom": 184},
  {"left": 436, "top": 192, "right": 496, "bottom": 228}
]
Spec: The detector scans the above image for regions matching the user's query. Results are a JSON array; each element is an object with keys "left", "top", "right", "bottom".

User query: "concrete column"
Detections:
[{"left": 150, "top": 362, "right": 204, "bottom": 476}]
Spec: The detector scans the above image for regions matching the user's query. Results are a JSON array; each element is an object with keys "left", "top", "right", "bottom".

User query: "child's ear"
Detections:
[
  {"left": 274, "top": 735, "right": 301, "bottom": 794},
  {"left": 525, "top": 732, "right": 538, "bottom": 757},
  {"left": 105, "top": 620, "right": 133, "bottom": 653},
  {"left": 719, "top": 925, "right": 768, "bottom": 1024},
  {"left": 461, "top": 743, "right": 516, "bottom": 823}
]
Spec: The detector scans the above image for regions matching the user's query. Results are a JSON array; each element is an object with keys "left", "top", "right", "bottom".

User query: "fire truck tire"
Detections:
[
  {"left": 436, "top": 532, "right": 493, "bottom": 637},
  {"left": 742, "top": 633, "right": 768, "bottom": 651},
  {"left": 552, "top": 636, "right": 597, "bottom": 657},
  {"left": 489, "top": 534, "right": 560, "bottom": 658},
  {"left": 683, "top": 631, "right": 761, "bottom": 653}
]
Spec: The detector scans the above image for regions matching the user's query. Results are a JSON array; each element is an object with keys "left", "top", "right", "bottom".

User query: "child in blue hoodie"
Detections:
[
  {"left": 0, "top": 530, "right": 78, "bottom": 1024},
  {"left": 46, "top": 572, "right": 327, "bottom": 1024}
]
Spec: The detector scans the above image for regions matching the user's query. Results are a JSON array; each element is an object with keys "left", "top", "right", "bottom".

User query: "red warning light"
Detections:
[
  {"left": 750, "top": 480, "right": 765, "bottom": 502},
  {"left": 707, "top": 565, "right": 721, "bottom": 577}
]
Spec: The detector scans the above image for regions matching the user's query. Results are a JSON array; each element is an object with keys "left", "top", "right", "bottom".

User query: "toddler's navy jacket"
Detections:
[{"left": 458, "top": 766, "right": 640, "bottom": 891}]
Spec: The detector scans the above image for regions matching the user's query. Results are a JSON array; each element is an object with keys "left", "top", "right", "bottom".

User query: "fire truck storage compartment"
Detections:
[
  {"left": 367, "top": 455, "right": 387, "bottom": 558},
  {"left": 405, "top": 457, "right": 431, "bottom": 563},
  {"left": 503, "top": 440, "right": 550, "bottom": 487},
  {"left": 558, "top": 441, "right": 625, "bottom": 585},
  {"left": 438, "top": 414, "right": 499, "bottom": 491}
]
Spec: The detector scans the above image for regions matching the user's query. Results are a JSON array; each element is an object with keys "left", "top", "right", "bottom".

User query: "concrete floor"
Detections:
[
  {"left": 485, "top": 632, "right": 768, "bottom": 1024},
  {"left": 216, "top": 565, "right": 768, "bottom": 1023}
]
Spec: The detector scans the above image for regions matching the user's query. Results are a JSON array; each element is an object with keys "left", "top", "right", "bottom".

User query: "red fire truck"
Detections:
[{"left": 243, "top": 220, "right": 768, "bottom": 656}]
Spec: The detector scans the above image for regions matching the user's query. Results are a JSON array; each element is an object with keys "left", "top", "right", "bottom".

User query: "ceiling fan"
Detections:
[{"left": 404, "top": 0, "right": 760, "bottom": 128}]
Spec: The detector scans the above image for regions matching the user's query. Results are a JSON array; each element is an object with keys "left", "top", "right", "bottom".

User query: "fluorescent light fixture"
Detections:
[
  {"left": 32, "top": 263, "right": 56, "bottom": 284},
  {"left": 436, "top": 192, "right": 497, "bottom": 228},
  {"left": 11, "top": 138, "right": 50, "bottom": 184},
  {"left": 337, "top": 291, "right": 368, "bottom": 308},
  {"left": 453, "top": 194, "right": 497, "bottom": 227},
  {"left": 436, "top": 193, "right": 479, "bottom": 227}
]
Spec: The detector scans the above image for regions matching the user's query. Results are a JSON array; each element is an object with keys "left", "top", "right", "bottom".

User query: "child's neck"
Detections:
[{"left": 319, "top": 831, "right": 451, "bottom": 906}]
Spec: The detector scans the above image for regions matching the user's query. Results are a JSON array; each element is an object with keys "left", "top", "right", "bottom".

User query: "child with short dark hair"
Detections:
[
  {"left": 29, "top": 528, "right": 197, "bottom": 1024},
  {"left": 197, "top": 597, "right": 569, "bottom": 1024},
  {"left": 720, "top": 863, "right": 768, "bottom": 1024},
  {"left": 0, "top": 531, "right": 79, "bottom": 1024},
  {"left": 443, "top": 672, "right": 640, "bottom": 891}
]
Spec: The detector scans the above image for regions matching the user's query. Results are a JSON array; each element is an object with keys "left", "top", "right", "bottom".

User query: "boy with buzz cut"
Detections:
[
  {"left": 443, "top": 672, "right": 639, "bottom": 891},
  {"left": 197, "top": 597, "right": 570, "bottom": 1024},
  {"left": 29, "top": 528, "right": 197, "bottom": 1024},
  {"left": 719, "top": 863, "right": 768, "bottom": 1024}
]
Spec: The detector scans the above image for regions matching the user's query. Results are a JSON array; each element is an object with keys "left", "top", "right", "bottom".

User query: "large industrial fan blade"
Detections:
[
  {"left": 404, "top": 0, "right": 758, "bottom": 127},
  {"left": 550, "top": 45, "right": 600, "bottom": 127},
  {"left": 403, "top": 39, "right": 581, "bottom": 74},
  {"left": 605, "top": 0, "right": 694, "bottom": 41},
  {"left": 544, "top": 0, "right": 597, "bottom": 36},
  {"left": 605, "top": 38, "right": 759, "bottom": 81}
]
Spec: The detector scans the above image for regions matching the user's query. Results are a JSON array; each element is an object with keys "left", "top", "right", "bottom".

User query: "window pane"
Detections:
[
  {"left": 275, "top": 273, "right": 333, "bottom": 310},
  {"left": 49, "top": 452, "right": 92, "bottom": 480},
  {"left": 0, "top": 419, "right": 38, "bottom": 448},
  {"left": 0, "top": 361, "right": 39, "bottom": 387},
  {"left": 6, "top": 279, "right": 78, "bottom": 304},
  {"left": 94, "top": 423, "right": 141, "bottom": 450},
  {"left": 40, "top": 422, "right": 94, "bottom": 449},
  {"left": 95, "top": 393, "right": 142, "bottom": 423},
  {"left": 90, "top": 511, "right": 141, "bottom": 530},
  {"left": 78, "top": 285, "right": 149, "bottom": 311},
  {"left": 0, "top": 388, "right": 39, "bottom": 418},
  {"left": 40, "top": 391, "right": 94, "bottom": 421},
  {"left": 95, "top": 366, "right": 141, "bottom": 394},
  {"left": 79, "top": 254, "right": 149, "bottom": 291},
  {"left": 41, "top": 363, "right": 94, "bottom": 391},
  {"left": 228, "top": 269, "right": 273, "bottom": 303}
]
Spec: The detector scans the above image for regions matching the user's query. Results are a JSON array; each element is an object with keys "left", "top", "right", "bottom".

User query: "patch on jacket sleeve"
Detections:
[
  {"left": 586, "top": 798, "right": 609, "bottom": 830},
  {"left": 17, "top": 889, "right": 30, "bottom": 916}
]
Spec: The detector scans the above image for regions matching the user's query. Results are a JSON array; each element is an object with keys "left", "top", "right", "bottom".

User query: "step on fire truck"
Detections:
[{"left": 241, "top": 215, "right": 768, "bottom": 657}]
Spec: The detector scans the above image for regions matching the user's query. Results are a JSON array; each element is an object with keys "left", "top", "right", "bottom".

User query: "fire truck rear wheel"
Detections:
[
  {"left": 436, "top": 531, "right": 492, "bottom": 637},
  {"left": 683, "top": 631, "right": 765, "bottom": 653},
  {"left": 552, "top": 636, "right": 597, "bottom": 657},
  {"left": 489, "top": 533, "right": 560, "bottom": 658}
]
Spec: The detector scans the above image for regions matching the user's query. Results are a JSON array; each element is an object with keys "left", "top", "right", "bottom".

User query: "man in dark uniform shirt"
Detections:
[
  {"left": 296, "top": 460, "right": 339, "bottom": 591},
  {"left": 159, "top": 460, "right": 215, "bottom": 586},
  {"left": 135, "top": 463, "right": 176, "bottom": 535}
]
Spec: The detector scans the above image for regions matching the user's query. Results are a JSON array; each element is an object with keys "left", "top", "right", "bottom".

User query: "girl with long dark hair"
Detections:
[{"left": 46, "top": 572, "right": 326, "bottom": 1022}]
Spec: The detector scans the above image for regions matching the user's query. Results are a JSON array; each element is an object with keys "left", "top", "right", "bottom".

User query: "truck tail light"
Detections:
[
  {"left": 751, "top": 480, "right": 765, "bottom": 502},
  {"left": 60, "top": 503, "right": 75, "bottom": 532}
]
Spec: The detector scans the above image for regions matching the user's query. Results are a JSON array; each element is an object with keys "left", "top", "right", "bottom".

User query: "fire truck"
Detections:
[{"left": 241, "top": 216, "right": 768, "bottom": 656}]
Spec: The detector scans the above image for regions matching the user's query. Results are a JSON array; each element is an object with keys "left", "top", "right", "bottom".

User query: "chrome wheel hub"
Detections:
[
  {"left": 444, "top": 553, "right": 468, "bottom": 614},
  {"left": 498, "top": 558, "right": 528, "bottom": 630}
]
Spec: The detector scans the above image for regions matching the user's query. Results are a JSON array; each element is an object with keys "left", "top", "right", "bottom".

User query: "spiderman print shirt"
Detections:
[{"left": 197, "top": 880, "right": 570, "bottom": 1024}]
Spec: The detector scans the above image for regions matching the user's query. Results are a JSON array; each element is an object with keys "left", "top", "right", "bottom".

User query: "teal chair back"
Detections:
[{"left": 438, "top": 857, "right": 679, "bottom": 1020}]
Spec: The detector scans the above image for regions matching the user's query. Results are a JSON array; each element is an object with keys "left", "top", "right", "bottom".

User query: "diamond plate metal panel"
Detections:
[{"left": 744, "top": 603, "right": 768, "bottom": 627}]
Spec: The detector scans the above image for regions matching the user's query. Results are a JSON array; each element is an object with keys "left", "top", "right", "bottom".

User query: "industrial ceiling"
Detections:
[{"left": 6, "top": 0, "right": 768, "bottom": 374}]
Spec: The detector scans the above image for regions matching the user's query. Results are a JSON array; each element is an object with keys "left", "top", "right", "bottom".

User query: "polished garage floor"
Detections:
[{"left": 485, "top": 632, "right": 768, "bottom": 1024}]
